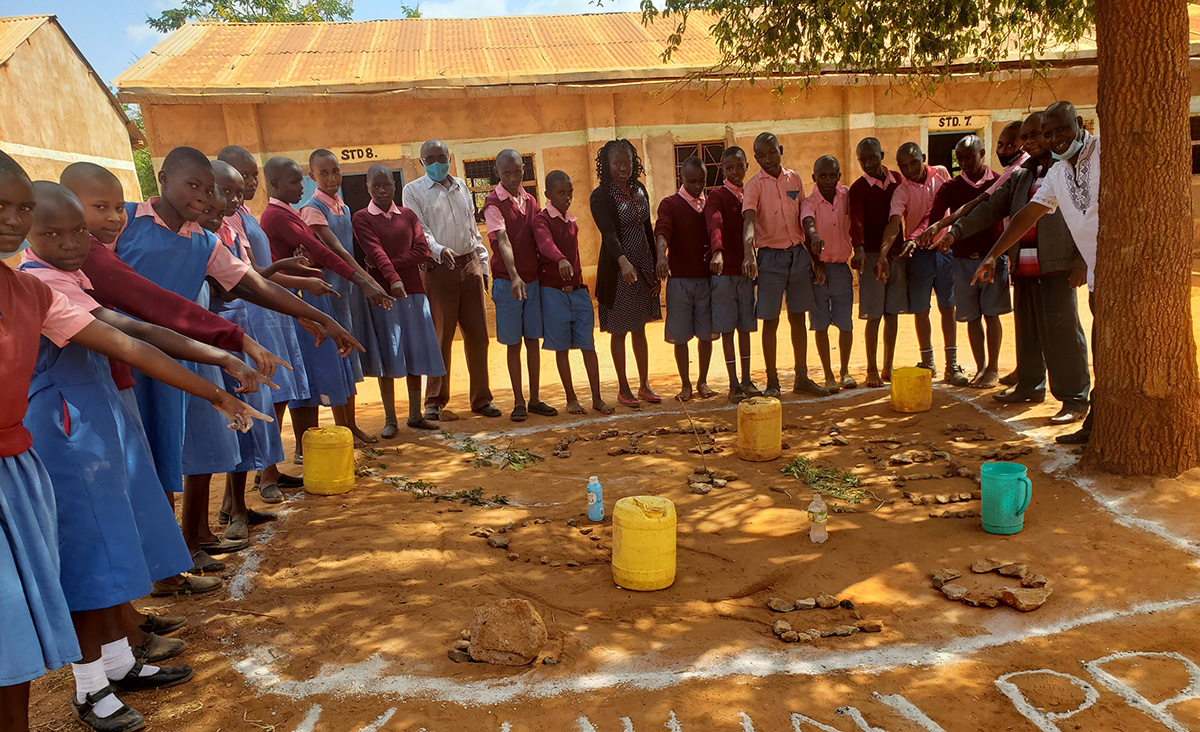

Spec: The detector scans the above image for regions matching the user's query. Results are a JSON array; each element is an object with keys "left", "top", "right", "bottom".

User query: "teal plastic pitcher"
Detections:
[{"left": 980, "top": 461, "right": 1033, "bottom": 535}]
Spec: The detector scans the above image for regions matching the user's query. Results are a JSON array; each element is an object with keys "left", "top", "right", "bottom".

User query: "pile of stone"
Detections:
[
  {"left": 931, "top": 559, "right": 1052, "bottom": 612},
  {"left": 448, "top": 599, "right": 549, "bottom": 665},
  {"left": 908, "top": 491, "right": 979, "bottom": 505},
  {"left": 687, "top": 467, "right": 739, "bottom": 495},
  {"left": 765, "top": 593, "right": 883, "bottom": 642}
]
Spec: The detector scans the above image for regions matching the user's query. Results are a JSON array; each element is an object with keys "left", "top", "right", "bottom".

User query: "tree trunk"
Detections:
[{"left": 1090, "top": 0, "right": 1200, "bottom": 475}]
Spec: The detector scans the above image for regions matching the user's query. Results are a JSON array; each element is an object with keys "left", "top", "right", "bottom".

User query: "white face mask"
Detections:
[{"left": 1052, "top": 134, "right": 1084, "bottom": 161}]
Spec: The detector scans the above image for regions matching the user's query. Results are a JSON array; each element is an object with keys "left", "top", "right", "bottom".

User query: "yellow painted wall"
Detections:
[{"left": 0, "top": 22, "right": 139, "bottom": 198}]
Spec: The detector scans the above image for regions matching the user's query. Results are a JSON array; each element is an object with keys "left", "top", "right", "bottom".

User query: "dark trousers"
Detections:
[
  {"left": 1080, "top": 292, "right": 1096, "bottom": 433},
  {"left": 1013, "top": 273, "right": 1090, "bottom": 408},
  {"left": 423, "top": 252, "right": 493, "bottom": 411}
]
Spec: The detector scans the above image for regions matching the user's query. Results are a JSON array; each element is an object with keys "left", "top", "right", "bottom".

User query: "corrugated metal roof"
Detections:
[{"left": 114, "top": 9, "right": 1200, "bottom": 101}]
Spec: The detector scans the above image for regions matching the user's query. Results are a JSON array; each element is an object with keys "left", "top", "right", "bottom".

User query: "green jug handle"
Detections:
[{"left": 1015, "top": 476, "right": 1032, "bottom": 516}]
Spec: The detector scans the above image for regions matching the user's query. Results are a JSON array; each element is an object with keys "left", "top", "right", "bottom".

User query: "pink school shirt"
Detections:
[
  {"left": 483, "top": 186, "right": 538, "bottom": 233},
  {"left": 800, "top": 185, "right": 853, "bottom": 264},
  {"left": 299, "top": 189, "right": 346, "bottom": 228},
  {"left": 677, "top": 186, "right": 706, "bottom": 213},
  {"left": 20, "top": 250, "right": 103, "bottom": 312},
  {"left": 888, "top": 165, "right": 950, "bottom": 240},
  {"left": 742, "top": 167, "right": 805, "bottom": 249},
  {"left": 126, "top": 199, "right": 250, "bottom": 290},
  {"left": 217, "top": 221, "right": 252, "bottom": 265}
]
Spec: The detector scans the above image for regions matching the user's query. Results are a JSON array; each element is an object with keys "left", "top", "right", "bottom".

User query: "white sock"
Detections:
[
  {"left": 72, "top": 659, "right": 122, "bottom": 717},
  {"left": 101, "top": 638, "right": 158, "bottom": 680}
]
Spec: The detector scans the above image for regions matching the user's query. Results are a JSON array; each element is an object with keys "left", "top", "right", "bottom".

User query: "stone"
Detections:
[
  {"left": 579, "top": 528, "right": 593, "bottom": 535},
  {"left": 712, "top": 478, "right": 728, "bottom": 488},
  {"left": 499, "top": 522, "right": 515, "bottom": 534},
  {"left": 794, "top": 598, "right": 817, "bottom": 611},
  {"left": 952, "top": 511, "right": 967, "bottom": 519},
  {"left": 470, "top": 528, "right": 490, "bottom": 538},
  {"left": 777, "top": 630, "right": 797, "bottom": 642},
  {"left": 831, "top": 434, "right": 849, "bottom": 446},
  {"left": 767, "top": 597, "right": 796, "bottom": 613},
  {"left": 590, "top": 536, "right": 601, "bottom": 542},
  {"left": 550, "top": 561, "right": 562, "bottom": 568},
  {"left": 935, "top": 494, "right": 950, "bottom": 504},
  {"left": 910, "top": 496, "right": 922, "bottom": 505},
  {"left": 454, "top": 639, "right": 471, "bottom": 651},
  {"left": 940, "top": 583, "right": 968, "bottom": 601},
  {"left": 713, "top": 469, "right": 739, "bottom": 482},
  {"left": 816, "top": 593, "right": 839, "bottom": 609},
  {"left": 773, "top": 620, "right": 793, "bottom": 636},
  {"left": 889, "top": 453, "right": 913, "bottom": 465},
  {"left": 487, "top": 535, "right": 510, "bottom": 550},
  {"left": 690, "top": 474, "right": 713, "bottom": 484},
  {"left": 1022, "top": 574, "right": 1049, "bottom": 589},
  {"left": 832, "top": 625, "right": 859, "bottom": 637},
  {"left": 508, "top": 552, "right": 520, "bottom": 561},
  {"left": 805, "top": 629, "right": 821, "bottom": 639},
  {"left": 607, "top": 446, "right": 625, "bottom": 456},
  {"left": 931, "top": 568, "right": 962, "bottom": 589},
  {"left": 910, "top": 451, "right": 933, "bottom": 463},
  {"left": 921, "top": 496, "right": 933, "bottom": 505},
  {"left": 958, "top": 492, "right": 974, "bottom": 502},
  {"left": 962, "top": 590, "right": 1001, "bottom": 608},
  {"left": 691, "top": 483, "right": 712, "bottom": 495},
  {"left": 998, "top": 563, "right": 1028, "bottom": 578},
  {"left": 839, "top": 599, "right": 856, "bottom": 610},
  {"left": 694, "top": 465, "right": 709, "bottom": 474},
  {"left": 971, "top": 558, "right": 1005, "bottom": 574},
  {"left": 460, "top": 629, "right": 471, "bottom": 640},
  {"left": 567, "top": 519, "right": 578, "bottom": 527},
  {"left": 566, "top": 560, "right": 580, "bottom": 567},
  {"left": 1001, "top": 586, "right": 1052, "bottom": 612},
  {"left": 468, "top": 599, "right": 549, "bottom": 666},
  {"left": 448, "top": 648, "right": 473, "bottom": 663},
  {"left": 856, "top": 620, "right": 883, "bottom": 633},
  {"left": 539, "top": 556, "right": 549, "bottom": 565},
  {"left": 542, "top": 656, "right": 558, "bottom": 666}
]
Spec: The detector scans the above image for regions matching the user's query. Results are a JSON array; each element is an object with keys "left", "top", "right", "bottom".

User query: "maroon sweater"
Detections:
[
  {"left": 848, "top": 170, "right": 901, "bottom": 254},
  {"left": 532, "top": 208, "right": 583, "bottom": 289},
  {"left": 352, "top": 206, "right": 430, "bottom": 296},
  {"left": 82, "top": 236, "right": 245, "bottom": 390},
  {"left": 482, "top": 189, "right": 542, "bottom": 283},
  {"left": 261, "top": 201, "right": 354, "bottom": 280},
  {"left": 703, "top": 185, "right": 745, "bottom": 276},
  {"left": 654, "top": 193, "right": 710, "bottom": 279},
  {"left": 926, "top": 171, "right": 1002, "bottom": 258}
]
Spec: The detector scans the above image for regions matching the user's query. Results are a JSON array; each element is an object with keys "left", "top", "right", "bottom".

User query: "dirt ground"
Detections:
[{"left": 29, "top": 289, "right": 1200, "bottom": 731}]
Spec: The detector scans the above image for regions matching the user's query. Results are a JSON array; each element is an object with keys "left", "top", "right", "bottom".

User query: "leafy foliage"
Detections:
[
  {"left": 639, "top": 0, "right": 1093, "bottom": 92},
  {"left": 399, "top": 4, "right": 422, "bottom": 17},
  {"left": 383, "top": 477, "right": 510, "bottom": 507},
  {"left": 781, "top": 456, "right": 866, "bottom": 504},
  {"left": 122, "top": 104, "right": 158, "bottom": 200},
  {"left": 148, "top": 0, "right": 353, "bottom": 32},
  {"left": 445, "top": 433, "right": 545, "bottom": 471}
]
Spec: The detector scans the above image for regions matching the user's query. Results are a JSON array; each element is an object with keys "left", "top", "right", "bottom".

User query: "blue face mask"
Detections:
[
  {"left": 0, "top": 239, "right": 30, "bottom": 259},
  {"left": 423, "top": 162, "right": 450, "bottom": 182},
  {"left": 1052, "top": 134, "right": 1084, "bottom": 161}
]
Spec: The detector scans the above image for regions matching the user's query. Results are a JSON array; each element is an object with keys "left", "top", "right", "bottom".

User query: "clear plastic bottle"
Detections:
[
  {"left": 808, "top": 493, "right": 828, "bottom": 544},
  {"left": 587, "top": 476, "right": 604, "bottom": 522}
]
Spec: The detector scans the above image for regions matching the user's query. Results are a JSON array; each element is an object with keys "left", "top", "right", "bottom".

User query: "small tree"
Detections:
[
  {"left": 148, "top": 0, "right": 353, "bottom": 32},
  {"left": 124, "top": 105, "right": 158, "bottom": 201},
  {"left": 642, "top": 0, "right": 1200, "bottom": 476}
]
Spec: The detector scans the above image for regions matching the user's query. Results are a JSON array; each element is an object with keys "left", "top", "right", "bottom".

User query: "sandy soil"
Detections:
[{"left": 28, "top": 291, "right": 1200, "bottom": 731}]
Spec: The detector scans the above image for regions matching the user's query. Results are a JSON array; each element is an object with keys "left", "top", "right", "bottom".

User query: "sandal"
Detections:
[
  {"left": 380, "top": 422, "right": 398, "bottom": 439},
  {"left": 636, "top": 388, "right": 662, "bottom": 404},
  {"left": 528, "top": 401, "right": 558, "bottom": 417},
  {"left": 131, "top": 633, "right": 186, "bottom": 664},
  {"left": 259, "top": 483, "right": 284, "bottom": 504},
  {"left": 218, "top": 509, "right": 277, "bottom": 525},
  {"left": 72, "top": 685, "right": 144, "bottom": 732}
]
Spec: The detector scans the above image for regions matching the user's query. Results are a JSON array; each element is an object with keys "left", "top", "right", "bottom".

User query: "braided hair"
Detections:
[{"left": 595, "top": 139, "right": 644, "bottom": 187}]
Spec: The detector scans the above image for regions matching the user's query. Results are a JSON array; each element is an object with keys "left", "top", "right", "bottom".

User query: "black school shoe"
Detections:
[
  {"left": 73, "top": 686, "right": 145, "bottom": 732},
  {"left": 110, "top": 662, "right": 194, "bottom": 693},
  {"left": 138, "top": 613, "right": 187, "bottom": 636}
]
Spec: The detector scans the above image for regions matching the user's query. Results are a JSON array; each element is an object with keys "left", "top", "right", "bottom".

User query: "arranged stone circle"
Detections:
[
  {"left": 765, "top": 593, "right": 883, "bottom": 642},
  {"left": 931, "top": 559, "right": 1052, "bottom": 612}
]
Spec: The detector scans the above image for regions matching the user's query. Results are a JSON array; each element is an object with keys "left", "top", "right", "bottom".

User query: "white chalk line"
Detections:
[
  {"left": 226, "top": 504, "right": 295, "bottom": 601},
  {"left": 225, "top": 385, "right": 1200, "bottom": 707}
]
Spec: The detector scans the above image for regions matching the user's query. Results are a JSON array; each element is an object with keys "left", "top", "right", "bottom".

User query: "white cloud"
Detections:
[
  {"left": 125, "top": 24, "right": 167, "bottom": 46},
  {"left": 521, "top": 0, "right": 642, "bottom": 12}
]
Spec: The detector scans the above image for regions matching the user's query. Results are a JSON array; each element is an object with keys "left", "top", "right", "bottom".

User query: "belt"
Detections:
[
  {"left": 558, "top": 284, "right": 588, "bottom": 293},
  {"left": 448, "top": 251, "right": 477, "bottom": 266}
]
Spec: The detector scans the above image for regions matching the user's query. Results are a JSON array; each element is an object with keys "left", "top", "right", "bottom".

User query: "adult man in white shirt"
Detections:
[{"left": 404, "top": 139, "right": 500, "bottom": 419}]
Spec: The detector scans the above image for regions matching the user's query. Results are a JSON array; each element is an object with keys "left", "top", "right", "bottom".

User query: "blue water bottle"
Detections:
[{"left": 587, "top": 476, "right": 604, "bottom": 522}]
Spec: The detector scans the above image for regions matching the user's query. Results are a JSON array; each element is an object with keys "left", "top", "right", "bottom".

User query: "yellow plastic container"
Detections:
[
  {"left": 612, "top": 496, "right": 677, "bottom": 591},
  {"left": 737, "top": 396, "right": 782, "bottom": 461},
  {"left": 302, "top": 426, "right": 355, "bottom": 495},
  {"left": 890, "top": 367, "right": 933, "bottom": 413}
]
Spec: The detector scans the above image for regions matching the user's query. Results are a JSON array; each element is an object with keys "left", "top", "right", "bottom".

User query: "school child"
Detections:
[
  {"left": 352, "top": 164, "right": 446, "bottom": 433},
  {"left": 848, "top": 137, "right": 905, "bottom": 388},
  {"left": 301, "top": 149, "right": 392, "bottom": 444},
  {"left": 483, "top": 149, "right": 557, "bottom": 421},
  {"left": 654, "top": 156, "right": 716, "bottom": 401},
  {"left": 533, "top": 170, "right": 614, "bottom": 415},
  {"left": 922, "top": 135, "right": 1009, "bottom": 388},
  {"left": 877, "top": 142, "right": 966, "bottom": 385},
  {"left": 16, "top": 178, "right": 269, "bottom": 732},
  {"left": 704, "top": 146, "right": 761, "bottom": 403},
  {"left": 801, "top": 155, "right": 858, "bottom": 392},
  {"left": 742, "top": 132, "right": 828, "bottom": 398}
]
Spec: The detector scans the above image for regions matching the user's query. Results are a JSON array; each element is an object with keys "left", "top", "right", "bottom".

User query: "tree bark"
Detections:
[{"left": 1090, "top": 0, "right": 1200, "bottom": 475}]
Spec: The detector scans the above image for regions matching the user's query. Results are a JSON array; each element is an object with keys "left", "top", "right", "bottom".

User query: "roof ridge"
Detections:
[{"left": 177, "top": 11, "right": 652, "bottom": 27}]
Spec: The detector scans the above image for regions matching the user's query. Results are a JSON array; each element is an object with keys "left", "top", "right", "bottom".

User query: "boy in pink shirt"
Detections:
[
  {"left": 742, "top": 132, "right": 827, "bottom": 398},
  {"left": 801, "top": 156, "right": 860, "bottom": 392}
]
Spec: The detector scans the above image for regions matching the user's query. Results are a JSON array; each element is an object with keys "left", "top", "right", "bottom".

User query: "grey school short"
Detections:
[
  {"left": 952, "top": 255, "right": 1013, "bottom": 322},
  {"left": 755, "top": 245, "right": 816, "bottom": 319},
  {"left": 811, "top": 261, "right": 854, "bottom": 332},
  {"left": 907, "top": 249, "right": 956, "bottom": 314},
  {"left": 664, "top": 277, "right": 715, "bottom": 344},
  {"left": 858, "top": 251, "right": 909, "bottom": 320},
  {"left": 710, "top": 274, "right": 757, "bottom": 334}
]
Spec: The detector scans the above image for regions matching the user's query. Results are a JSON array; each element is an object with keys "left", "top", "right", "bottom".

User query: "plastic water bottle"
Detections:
[
  {"left": 587, "top": 476, "right": 604, "bottom": 522},
  {"left": 808, "top": 493, "right": 828, "bottom": 544}
]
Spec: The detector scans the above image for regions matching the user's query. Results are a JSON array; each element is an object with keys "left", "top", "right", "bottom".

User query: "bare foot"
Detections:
[
  {"left": 350, "top": 426, "right": 378, "bottom": 446},
  {"left": 566, "top": 399, "right": 587, "bottom": 415},
  {"left": 675, "top": 385, "right": 694, "bottom": 402},
  {"left": 865, "top": 368, "right": 884, "bottom": 388},
  {"left": 881, "top": 368, "right": 892, "bottom": 382},
  {"left": 970, "top": 368, "right": 1000, "bottom": 389},
  {"left": 840, "top": 373, "right": 858, "bottom": 389},
  {"left": 696, "top": 383, "right": 716, "bottom": 399},
  {"left": 592, "top": 399, "right": 615, "bottom": 415},
  {"left": 823, "top": 376, "right": 842, "bottom": 394}
]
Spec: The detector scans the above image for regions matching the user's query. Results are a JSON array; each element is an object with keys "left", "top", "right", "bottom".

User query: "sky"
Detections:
[{"left": 13, "top": 0, "right": 644, "bottom": 86}]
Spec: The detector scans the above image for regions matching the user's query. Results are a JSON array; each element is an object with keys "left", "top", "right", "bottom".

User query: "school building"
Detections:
[
  {"left": 0, "top": 15, "right": 143, "bottom": 202},
  {"left": 114, "top": 12, "right": 1200, "bottom": 278}
]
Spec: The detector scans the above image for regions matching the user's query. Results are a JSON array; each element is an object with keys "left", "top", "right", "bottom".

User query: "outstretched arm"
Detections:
[
  {"left": 971, "top": 202, "right": 1052, "bottom": 285},
  {"left": 228, "top": 269, "right": 364, "bottom": 356}
]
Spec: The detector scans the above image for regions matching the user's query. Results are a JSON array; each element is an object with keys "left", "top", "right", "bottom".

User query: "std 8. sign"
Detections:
[{"left": 339, "top": 147, "right": 378, "bottom": 161}]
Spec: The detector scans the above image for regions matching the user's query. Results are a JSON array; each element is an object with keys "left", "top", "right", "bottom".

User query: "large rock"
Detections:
[
  {"left": 816, "top": 592, "right": 840, "bottom": 609},
  {"left": 940, "top": 583, "right": 968, "bottom": 601},
  {"left": 1001, "top": 586, "right": 1052, "bottom": 612},
  {"left": 468, "top": 599, "right": 548, "bottom": 666}
]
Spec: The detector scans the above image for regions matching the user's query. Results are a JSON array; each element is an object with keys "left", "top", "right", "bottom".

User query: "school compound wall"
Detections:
[
  {"left": 133, "top": 64, "right": 1200, "bottom": 283},
  {"left": 0, "top": 19, "right": 140, "bottom": 204}
]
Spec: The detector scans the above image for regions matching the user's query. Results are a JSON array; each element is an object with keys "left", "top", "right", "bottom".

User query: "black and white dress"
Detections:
[{"left": 598, "top": 183, "right": 661, "bottom": 334}]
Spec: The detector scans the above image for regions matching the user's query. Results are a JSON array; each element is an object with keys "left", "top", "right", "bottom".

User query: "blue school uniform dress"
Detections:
[
  {"left": 115, "top": 200, "right": 243, "bottom": 488},
  {"left": 302, "top": 192, "right": 381, "bottom": 380},
  {"left": 238, "top": 208, "right": 310, "bottom": 404},
  {"left": 0, "top": 265, "right": 87, "bottom": 685}
]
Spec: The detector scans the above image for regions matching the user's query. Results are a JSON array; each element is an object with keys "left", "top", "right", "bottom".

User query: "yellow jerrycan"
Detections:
[
  {"left": 612, "top": 496, "right": 676, "bottom": 591},
  {"left": 302, "top": 426, "right": 355, "bottom": 495},
  {"left": 737, "top": 396, "right": 782, "bottom": 461},
  {"left": 890, "top": 367, "right": 932, "bottom": 413}
]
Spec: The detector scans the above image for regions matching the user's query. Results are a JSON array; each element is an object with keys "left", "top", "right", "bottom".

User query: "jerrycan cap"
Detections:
[
  {"left": 631, "top": 495, "right": 672, "bottom": 517},
  {"left": 589, "top": 476, "right": 600, "bottom": 483}
]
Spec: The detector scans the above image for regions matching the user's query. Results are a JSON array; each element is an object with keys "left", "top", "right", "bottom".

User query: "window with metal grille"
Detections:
[
  {"left": 673, "top": 142, "right": 726, "bottom": 192},
  {"left": 1191, "top": 117, "right": 1200, "bottom": 175},
  {"left": 462, "top": 155, "right": 538, "bottom": 221}
]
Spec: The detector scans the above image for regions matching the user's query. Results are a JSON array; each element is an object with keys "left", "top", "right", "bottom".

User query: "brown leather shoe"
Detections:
[{"left": 131, "top": 633, "right": 186, "bottom": 664}]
